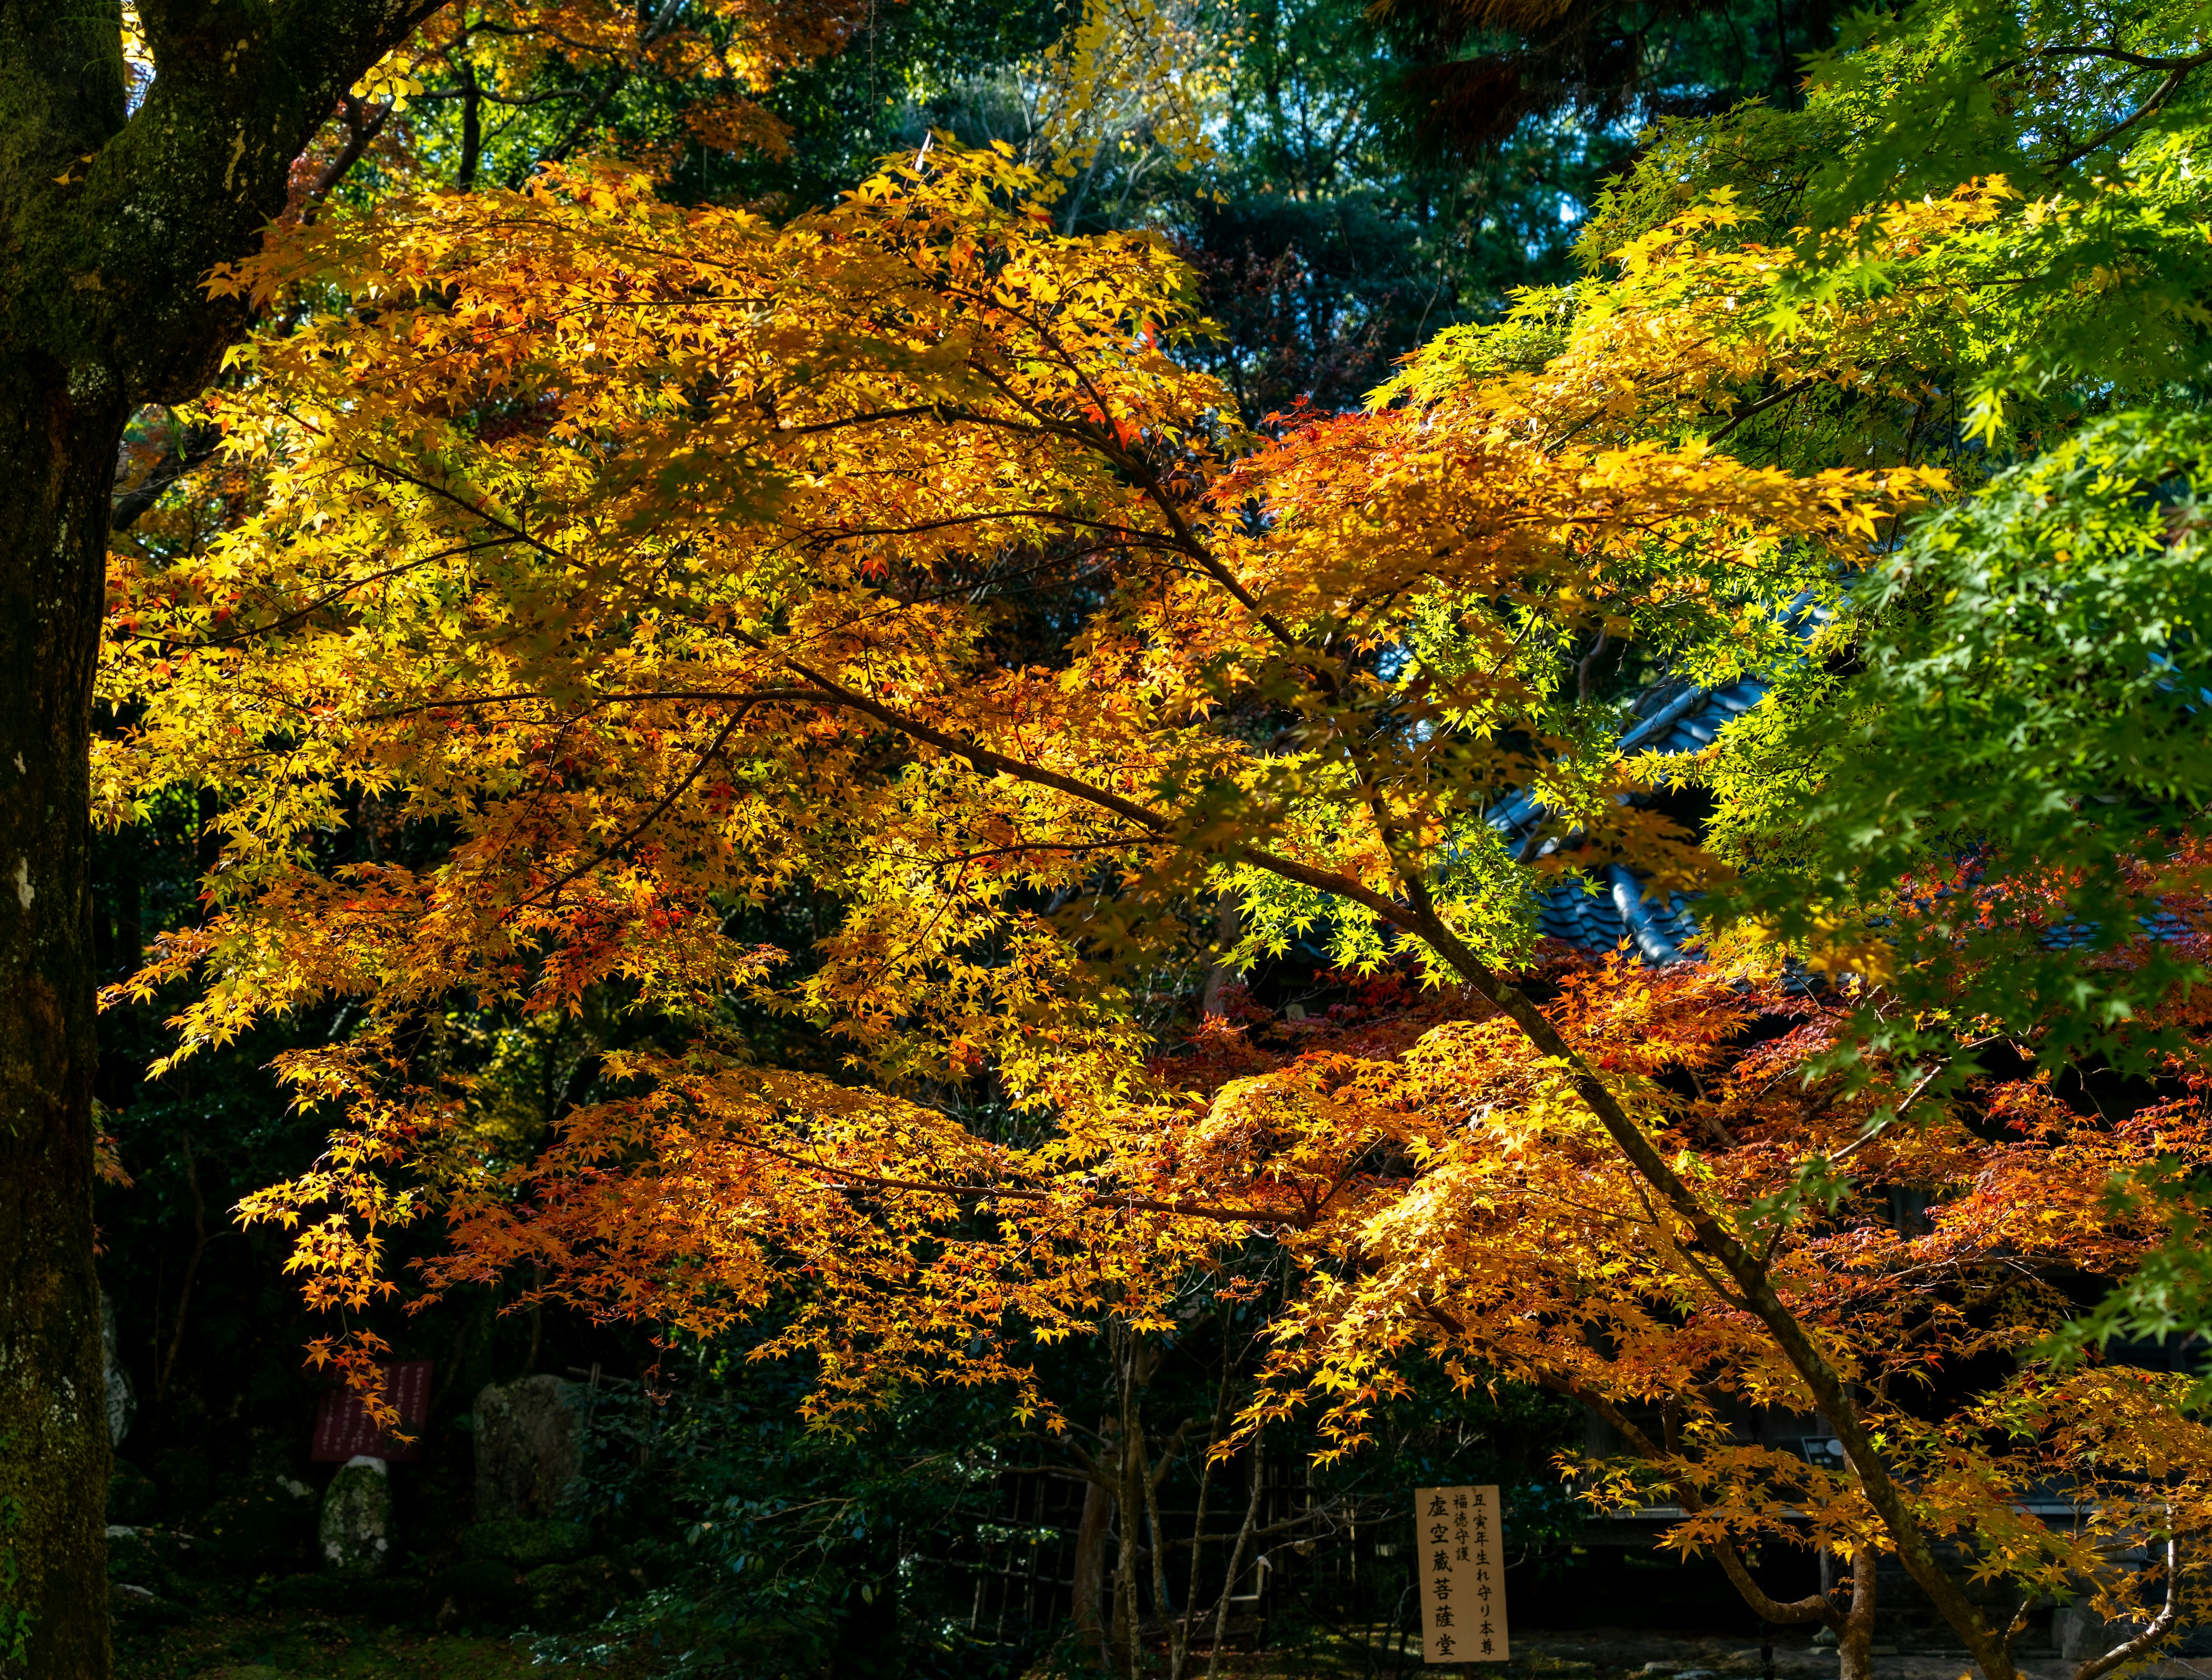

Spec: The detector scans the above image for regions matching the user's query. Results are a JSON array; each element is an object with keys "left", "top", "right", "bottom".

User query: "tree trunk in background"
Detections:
[
  {"left": 0, "top": 346, "right": 124, "bottom": 1680},
  {"left": 1071, "top": 1470, "right": 1115, "bottom": 1663},
  {"left": 1199, "top": 895, "right": 1238, "bottom": 1018},
  {"left": 0, "top": 2, "right": 445, "bottom": 1671},
  {"left": 1205, "top": 1439, "right": 1265, "bottom": 1680},
  {"left": 1836, "top": 1549, "right": 1878, "bottom": 1680}
]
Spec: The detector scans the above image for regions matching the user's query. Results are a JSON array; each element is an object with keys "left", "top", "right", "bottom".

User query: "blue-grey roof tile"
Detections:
[{"left": 1478, "top": 599, "right": 2195, "bottom": 966}]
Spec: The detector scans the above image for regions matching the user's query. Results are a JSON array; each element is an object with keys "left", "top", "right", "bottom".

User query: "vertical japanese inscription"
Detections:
[
  {"left": 1467, "top": 1483, "right": 1510, "bottom": 1660},
  {"left": 1415, "top": 1484, "right": 1510, "bottom": 1664}
]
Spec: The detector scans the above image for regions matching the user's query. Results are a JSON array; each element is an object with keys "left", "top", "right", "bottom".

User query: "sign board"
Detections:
[
  {"left": 310, "top": 1360, "right": 431, "bottom": 1463},
  {"left": 1416, "top": 1484, "right": 1510, "bottom": 1664}
]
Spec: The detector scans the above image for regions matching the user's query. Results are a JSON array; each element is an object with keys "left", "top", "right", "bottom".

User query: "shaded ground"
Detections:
[
  {"left": 115, "top": 1607, "right": 2212, "bottom": 1679},
  {"left": 118, "top": 1612, "right": 535, "bottom": 1680},
  {"left": 1484, "top": 1629, "right": 2212, "bottom": 1680},
  {"left": 1178, "top": 1627, "right": 2212, "bottom": 1680},
  {"left": 112, "top": 1599, "right": 653, "bottom": 1680}
]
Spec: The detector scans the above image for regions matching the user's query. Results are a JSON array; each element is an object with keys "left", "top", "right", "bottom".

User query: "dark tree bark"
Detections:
[
  {"left": 1071, "top": 1456, "right": 1116, "bottom": 1662},
  {"left": 0, "top": 2, "right": 441, "bottom": 1672}
]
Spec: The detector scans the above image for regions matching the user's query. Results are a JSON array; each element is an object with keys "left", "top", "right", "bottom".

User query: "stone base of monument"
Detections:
[{"left": 317, "top": 1454, "right": 393, "bottom": 1575}]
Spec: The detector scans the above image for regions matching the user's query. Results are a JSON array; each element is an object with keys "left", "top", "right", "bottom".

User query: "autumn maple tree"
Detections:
[{"left": 85, "top": 0, "right": 2212, "bottom": 1675}]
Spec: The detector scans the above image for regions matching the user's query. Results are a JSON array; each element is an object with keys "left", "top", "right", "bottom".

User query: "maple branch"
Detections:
[
  {"left": 950, "top": 360, "right": 1324, "bottom": 669},
  {"left": 410, "top": 83, "right": 593, "bottom": 108},
  {"left": 1755, "top": 1052, "right": 1961, "bottom": 1272},
  {"left": 2074, "top": 1528, "right": 2184, "bottom": 1680},
  {"left": 741, "top": 1141, "right": 1302, "bottom": 1228},
  {"left": 1137, "top": 1406, "right": 1203, "bottom": 1675},
  {"left": 808, "top": 508, "right": 1185, "bottom": 547},
  {"left": 303, "top": 93, "right": 397, "bottom": 217},
  {"left": 1538, "top": 1373, "right": 1666, "bottom": 1458},
  {"left": 944, "top": 385, "right": 1436, "bottom": 888},
  {"left": 1710, "top": 1543, "right": 1844, "bottom": 1628},
  {"left": 363, "top": 687, "right": 834, "bottom": 721},
  {"left": 1060, "top": 1439, "right": 1114, "bottom": 1489},
  {"left": 1399, "top": 906, "right": 2012, "bottom": 1668},
  {"left": 358, "top": 455, "right": 569, "bottom": 562},
  {"left": 1176, "top": 1311, "right": 1238, "bottom": 1680},
  {"left": 1706, "top": 377, "right": 1823, "bottom": 448},
  {"left": 1629, "top": 1180, "right": 1754, "bottom": 1311},
  {"left": 745, "top": 645, "right": 1423, "bottom": 929},
  {"left": 111, "top": 419, "right": 221, "bottom": 533},
  {"left": 1206, "top": 1428, "right": 1268, "bottom": 1680},
  {"left": 541, "top": 0, "right": 686, "bottom": 164},
  {"left": 128, "top": 538, "right": 529, "bottom": 650},
  {"left": 1827, "top": 1057, "right": 1954, "bottom": 1166},
  {"left": 1543, "top": 345, "right": 1725, "bottom": 453},
  {"left": 897, "top": 542, "right": 1141, "bottom": 608},
  {"left": 1338, "top": 729, "right": 1450, "bottom": 947},
  {"left": 155, "top": 1135, "right": 212, "bottom": 1403},
  {"left": 754, "top": 644, "right": 1174, "bottom": 831},
  {"left": 2044, "top": 55, "right": 2207, "bottom": 172},
  {"left": 512, "top": 694, "right": 808, "bottom": 913},
  {"left": 770, "top": 405, "right": 957, "bottom": 438},
  {"left": 915, "top": 839, "right": 1138, "bottom": 868},
  {"left": 2020, "top": 42, "right": 2212, "bottom": 72},
  {"left": 545, "top": 70, "right": 630, "bottom": 165},
  {"left": 2000, "top": 1592, "right": 2036, "bottom": 1664},
  {"left": 942, "top": 287, "right": 1140, "bottom": 472},
  {"left": 1528, "top": 1369, "right": 1847, "bottom": 1631}
]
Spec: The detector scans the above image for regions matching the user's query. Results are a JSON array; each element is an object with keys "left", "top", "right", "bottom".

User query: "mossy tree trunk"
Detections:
[{"left": 0, "top": 2, "right": 441, "bottom": 1673}]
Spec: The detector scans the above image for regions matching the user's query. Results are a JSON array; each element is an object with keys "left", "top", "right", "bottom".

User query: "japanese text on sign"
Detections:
[
  {"left": 1415, "top": 1484, "right": 1510, "bottom": 1664},
  {"left": 310, "top": 1361, "right": 432, "bottom": 1463}
]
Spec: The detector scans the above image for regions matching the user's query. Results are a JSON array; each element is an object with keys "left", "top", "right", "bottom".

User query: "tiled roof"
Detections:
[
  {"left": 2037, "top": 910, "right": 2196, "bottom": 949},
  {"left": 1486, "top": 675, "right": 1774, "bottom": 964},
  {"left": 1489, "top": 661, "right": 2199, "bottom": 964},
  {"left": 1533, "top": 865, "right": 1703, "bottom": 964}
]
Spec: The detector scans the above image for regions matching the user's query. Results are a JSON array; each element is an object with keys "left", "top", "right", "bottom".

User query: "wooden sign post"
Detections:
[{"left": 1416, "top": 1484, "right": 1510, "bottom": 1665}]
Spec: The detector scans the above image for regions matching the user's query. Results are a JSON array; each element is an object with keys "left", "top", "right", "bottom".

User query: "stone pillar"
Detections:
[
  {"left": 473, "top": 1375, "right": 584, "bottom": 1522},
  {"left": 319, "top": 1455, "right": 393, "bottom": 1575},
  {"left": 100, "top": 1293, "right": 134, "bottom": 1447}
]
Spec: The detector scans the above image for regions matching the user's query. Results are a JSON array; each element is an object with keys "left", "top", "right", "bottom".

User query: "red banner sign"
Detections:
[{"left": 310, "top": 1360, "right": 432, "bottom": 1463}]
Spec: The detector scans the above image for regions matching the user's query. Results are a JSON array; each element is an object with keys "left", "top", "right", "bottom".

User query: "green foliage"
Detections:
[
  {"left": 1709, "top": 408, "right": 2212, "bottom": 1068},
  {"left": 1567, "top": 1, "right": 2212, "bottom": 456},
  {"left": 543, "top": 1367, "right": 1033, "bottom": 1678},
  {"left": 0, "top": 1436, "right": 29, "bottom": 1667},
  {"left": 1800, "top": 0, "right": 2212, "bottom": 211},
  {"left": 1581, "top": 0, "right": 2212, "bottom": 244},
  {"left": 2043, "top": 1157, "right": 2212, "bottom": 1386}
]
